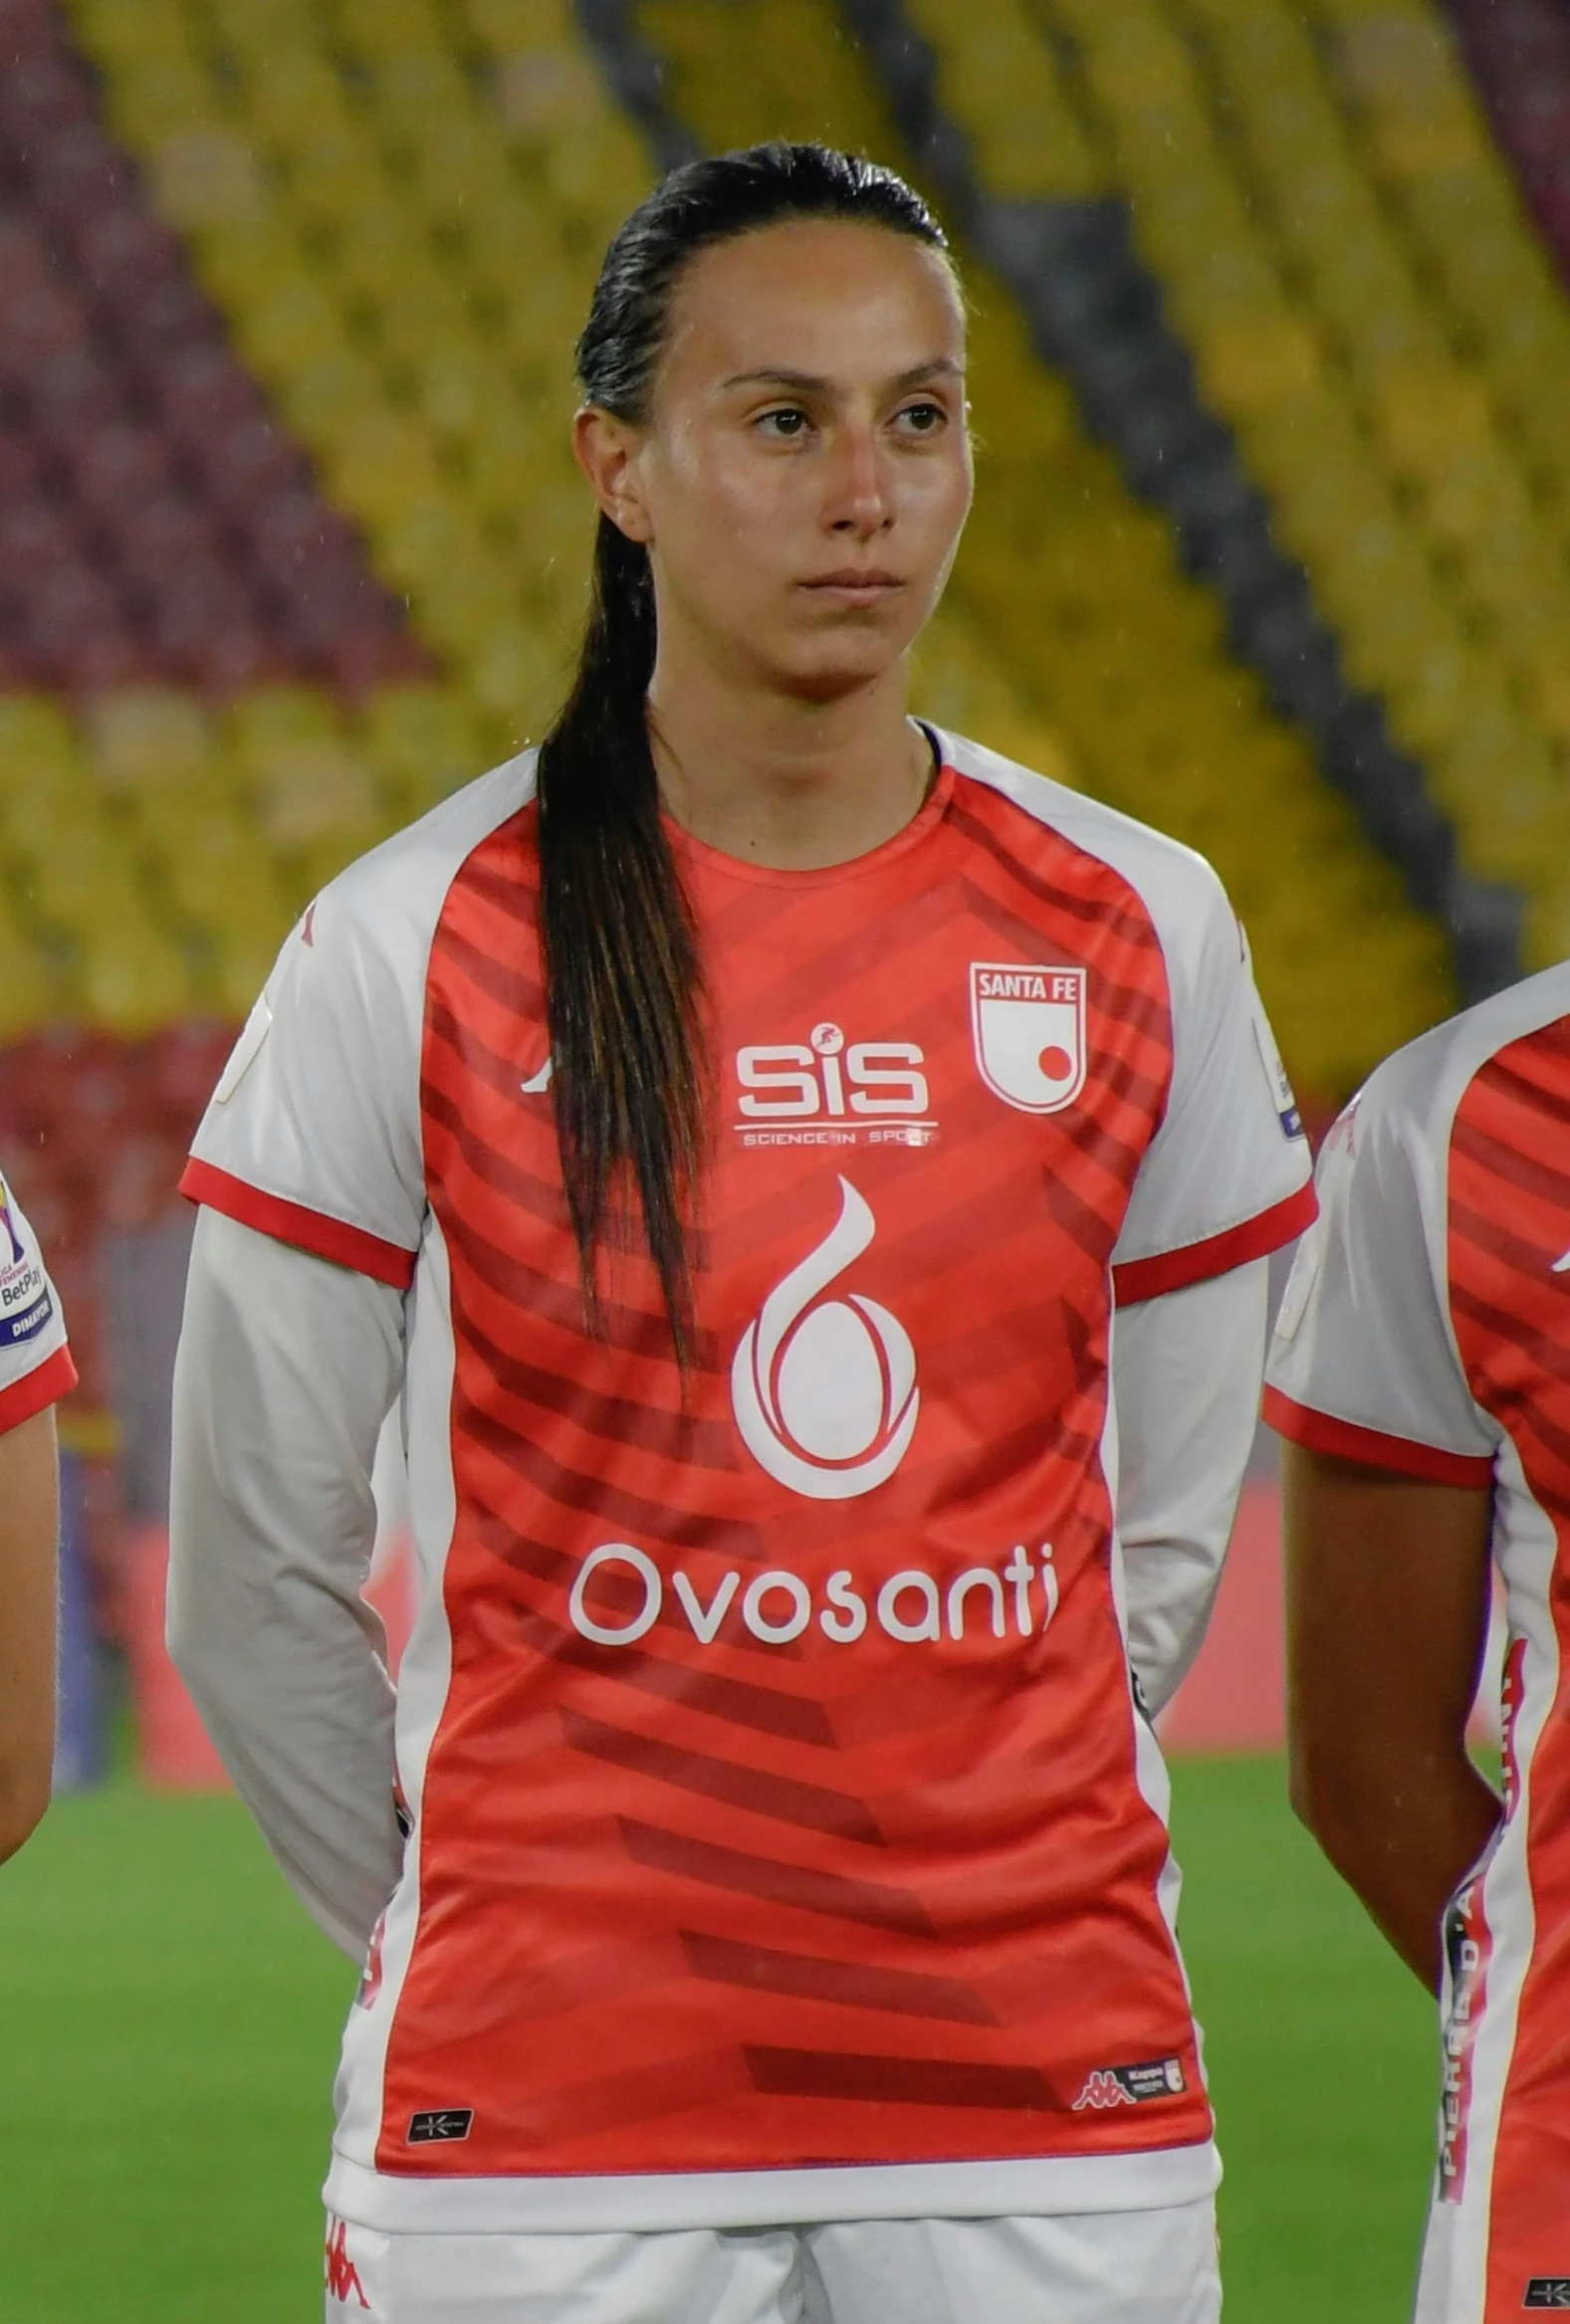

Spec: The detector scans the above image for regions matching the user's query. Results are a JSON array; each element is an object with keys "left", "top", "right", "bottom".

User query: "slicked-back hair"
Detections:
[{"left": 537, "top": 141, "right": 950, "bottom": 1362}]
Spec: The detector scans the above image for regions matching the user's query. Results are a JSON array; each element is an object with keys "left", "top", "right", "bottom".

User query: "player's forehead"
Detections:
[{"left": 656, "top": 218, "right": 966, "bottom": 407}]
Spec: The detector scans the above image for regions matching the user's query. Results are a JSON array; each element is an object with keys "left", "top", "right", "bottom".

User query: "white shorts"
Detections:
[{"left": 324, "top": 2201, "right": 1222, "bottom": 2322}]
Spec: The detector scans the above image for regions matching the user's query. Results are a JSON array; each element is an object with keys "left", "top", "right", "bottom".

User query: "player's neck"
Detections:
[{"left": 647, "top": 652, "right": 931, "bottom": 872}]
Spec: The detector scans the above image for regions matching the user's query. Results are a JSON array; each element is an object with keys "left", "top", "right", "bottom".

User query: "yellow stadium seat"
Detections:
[
  {"left": 239, "top": 272, "right": 351, "bottom": 374},
  {"left": 228, "top": 686, "right": 343, "bottom": 760},
  {"left": 79, "top": 908, "right": 195, "bottom": 1038},
  {"left": 359, "top": 683, "right": 485, "bottom": 805},
  {"left": 461, "top": 0, "right": 579, "bottom": 45},
  {"left": 335, "top": 0, "right": 449, "bottom": 55},
  {"left": 242, "top": 51, "right": 348, "bottom": 146},
  {"left": 0, "top": 917, "right": 56, "bottom": 1040},
  {"left": 281, "top": 348, "right": 391, "bottom": 450},
  {"left": 0, "top": 695, "right": 82, "bottom": 788},
  {"left": 84, "top": 690, "right": 213, "bottom": 799},
  {"left": 277, "top": 124, "right": 385, "bottom": 225},
  {"left": 152, "top": 810, "right": 290, "bottom": 939},
  {"left": 324, "top": 411, "right": 445, "bottom": 524}
]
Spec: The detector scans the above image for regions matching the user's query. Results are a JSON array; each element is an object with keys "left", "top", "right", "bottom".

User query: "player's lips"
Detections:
[{"left": 799, "top": 568, "right": 906, "bottom": 603}]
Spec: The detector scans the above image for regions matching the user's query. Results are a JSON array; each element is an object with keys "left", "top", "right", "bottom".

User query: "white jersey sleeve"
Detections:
[
  {"left": 181, "top": 759, "right": 533, "bottom": 1284},
  {"left": 0, "top": 1167, "right": 76, "bottom": 1433},
  {"left": 1264, "top": 1048, "right": 1498, "bottom": 1485},
  {"left": 1111, "top": 889, "right": 1314, "bottom": 1303}
]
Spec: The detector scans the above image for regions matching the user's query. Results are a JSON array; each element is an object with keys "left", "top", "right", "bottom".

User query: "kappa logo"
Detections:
[
  {"left": 1071, "top": 2069, "right": 1134, "bottom": 2111},
  {"left": 732, "top": 1176, "right": 918, "bottom": 1499},
  {"left": 324, "top": 2218, "right": 368, "bottom": 2309},
  {"left": 1071, "top": 2058, "right": 1187, "bottom": 2111},
  {"left": 1524, "top": 2285, "right": 1570, "bottom": 2310},
  {"left": 970, "top": 963, "right": 1086, "bottom": 1114}
]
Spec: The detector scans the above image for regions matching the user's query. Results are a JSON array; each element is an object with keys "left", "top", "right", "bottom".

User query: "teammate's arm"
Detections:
[
  {"left": 1114, "top": 1257, "right": 1269, "bottom": 1715},
  {"left": 168, "top": 1208, "right": 405, "bottom": 1959},
  {"left": 1283, "top": 1442, "right": 1499, "bottom": 1992},
  {"left": 0, "top": 1406, "right": 60, "bottom": 1861}
]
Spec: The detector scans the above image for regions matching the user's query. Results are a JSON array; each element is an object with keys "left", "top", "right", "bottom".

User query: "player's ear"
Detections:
[{"left": 572, "top": 406, "right": 653, "bottom": 546}]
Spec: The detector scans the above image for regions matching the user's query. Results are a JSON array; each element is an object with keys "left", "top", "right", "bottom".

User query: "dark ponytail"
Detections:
[{"left": 537, "top": 140, "right": 950, "bottom": 1360}]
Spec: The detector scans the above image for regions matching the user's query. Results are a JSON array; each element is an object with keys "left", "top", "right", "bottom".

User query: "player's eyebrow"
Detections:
[{"left": 718, "top": 357, "right": 964, "bottom": 393}]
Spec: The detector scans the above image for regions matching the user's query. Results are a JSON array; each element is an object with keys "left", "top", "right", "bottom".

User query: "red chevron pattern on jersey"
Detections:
[
  {"left": 1448, "top": 1018, "right": 1570, "bottom": 2315},
  {"left": 377, "top": 766, "right": 1218, "bottom": 2180}
]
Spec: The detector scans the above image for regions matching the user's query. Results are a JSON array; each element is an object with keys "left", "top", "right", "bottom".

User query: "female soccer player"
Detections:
[
  {"left": 170, "top": 143, "right": 1313, "bottom": 2323},
  {"left": 1267, "top": 962, "right": 1570, "bottom": 2323},
  {"left": 0, "top": 1166, "right": 75, "bottom": 1861}
]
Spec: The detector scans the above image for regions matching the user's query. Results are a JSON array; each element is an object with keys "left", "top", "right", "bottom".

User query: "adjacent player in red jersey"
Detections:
[
  {"left": 169, "top": 144, "right": 1313, "bottom": 2322},
  {"left": 1266, "top": 961, "right": 1570, "bottom": 2321},
  {"left": 0, "top": 1165, "right": 76, "bottom": 1862}
]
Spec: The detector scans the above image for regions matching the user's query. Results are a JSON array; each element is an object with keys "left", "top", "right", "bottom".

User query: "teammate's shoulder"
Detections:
[
  {"left": 940, "top": 728, "right": 1232, "bottom": 933},
  {"left": 307, "top": 749, "right": 537, "bottom": 954},
  {"left": 1352, "top": 960, "right": 1570, "bottom": 1157}
]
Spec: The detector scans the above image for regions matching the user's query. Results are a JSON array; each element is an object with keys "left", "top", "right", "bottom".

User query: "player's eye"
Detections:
[
  {"left": 894, "top": 400, "right": 948, "bottom": 435},
  {"left": 756, "top": 406, "right": 811, "bottom": 440}
]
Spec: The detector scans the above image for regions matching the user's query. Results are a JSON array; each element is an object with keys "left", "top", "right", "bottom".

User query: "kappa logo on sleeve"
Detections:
[{"left": 1524, "top": 2284, "right": 1570, "bottom": 2309}]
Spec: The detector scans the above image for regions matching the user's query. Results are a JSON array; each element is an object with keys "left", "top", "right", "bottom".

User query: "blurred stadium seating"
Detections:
[{"left": 0, "top": 0, "right": 1567, "bottom": 1723}]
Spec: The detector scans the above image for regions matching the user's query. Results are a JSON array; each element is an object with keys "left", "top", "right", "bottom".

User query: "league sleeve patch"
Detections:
[
  {"left": 1248, "top": 990, "right": 1305, "bottom": 1140},
  {"left": 0, "top": 1177, "right": 54, "bottom": 1349}
]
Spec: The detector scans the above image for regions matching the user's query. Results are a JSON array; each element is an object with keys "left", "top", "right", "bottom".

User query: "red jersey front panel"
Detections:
[{"left": 184, "top": 736, "right": 1312, "bottom": 2212}]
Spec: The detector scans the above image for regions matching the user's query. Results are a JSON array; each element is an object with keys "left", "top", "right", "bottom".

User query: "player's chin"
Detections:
[{"left": 770, "top": 606, "right": 921, "bottom": 695}]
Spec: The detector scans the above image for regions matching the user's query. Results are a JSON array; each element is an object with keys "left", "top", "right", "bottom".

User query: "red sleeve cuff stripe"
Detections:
[
  {"left": 1113, "top": 1178, "right": 1318, "bottom": 1306},
  {"left": 1262, "top": 1386, "right": 1496, "bottom": 1486},
  {"left": 179, "top": 1159, "right": 417, "bottom": 1291},
  {"left": 0, "top": 1344, "right": 79, "bottom": 1435}
]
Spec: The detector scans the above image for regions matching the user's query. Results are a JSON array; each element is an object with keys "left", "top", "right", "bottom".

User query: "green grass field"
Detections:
[{"left": 0, "top": 1758, "right": 1438, "bottom": 2322}]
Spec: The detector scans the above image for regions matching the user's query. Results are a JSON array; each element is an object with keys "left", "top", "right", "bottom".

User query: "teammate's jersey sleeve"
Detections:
[
  {"left": 1111, "top": 883, "right": 1314, "bottom": 1303},
  {"left": 0, "top": 1168, "right": 76, "bottom": 1433},
  {"left": 180, "top": 879, "right": 426, "bottom": 1289},
  {"left": 1263, "top": 1071, "right": 1498, "bottom": 1485}
]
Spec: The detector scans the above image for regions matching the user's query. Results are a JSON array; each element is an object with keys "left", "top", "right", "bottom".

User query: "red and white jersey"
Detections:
[
  {"left": 183, "top": 731, "right": 1312, "bottom": 2234},
  {"left": 1265, "top": 962, "right": 1570, "bottom": 2319},
  {"left": 0, "top": 1166, "right": 75, "bottom": 1434}
]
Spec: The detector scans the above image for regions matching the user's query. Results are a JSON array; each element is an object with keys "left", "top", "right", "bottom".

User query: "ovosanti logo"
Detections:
[{"left": 732, "top": 1176, "right": 918, "bottom": 1500}]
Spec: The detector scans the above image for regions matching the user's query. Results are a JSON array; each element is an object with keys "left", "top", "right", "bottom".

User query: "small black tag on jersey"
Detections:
[
  {"left": 407, "top": 2108, "right": 473, "bottom": 2145},
  {"left": 1525, "top": 2285, "right": 1570, "bottom": 2309},
  {"left": 1115, "top": 2057, "right": 1187, "bottom": 2102}
]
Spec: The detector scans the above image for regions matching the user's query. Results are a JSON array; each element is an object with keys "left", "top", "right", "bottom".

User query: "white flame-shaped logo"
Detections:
[{"left": 731, "top": 1176, "right": 919, "bottom": 1500}]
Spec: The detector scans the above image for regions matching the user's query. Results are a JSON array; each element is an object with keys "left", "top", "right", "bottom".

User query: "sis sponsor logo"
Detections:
[
  {"left": 567, "top": 1539, "right": 1058, "bottom": 1652},
  {"left": 0, "top": 1176, "right": 51, "bottom": 1351},
  {"left": 733, "top": 1022, "right": 935, "bottom": 1150}
]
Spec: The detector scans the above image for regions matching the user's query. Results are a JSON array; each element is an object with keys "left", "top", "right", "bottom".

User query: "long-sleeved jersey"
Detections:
[
  {"left": 175, "top": 729, "right": 1312, "bottom": 2236},
  {"left": 1265, "top": 961, "right": 1570, "bottom": 2323}
]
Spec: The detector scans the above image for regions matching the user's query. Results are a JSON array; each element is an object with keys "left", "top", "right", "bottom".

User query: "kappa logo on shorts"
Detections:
[
  {"left": 325, "top": 2218, "right": 368, "bottom": 2309},
  {"left": 1525, "top": 2285, "right": 1570, "bottom": 2310},
  {"left": 732, "top": 1176, "right": 918, "bottom": 1500},
  {"left": 407, "top": 2106, "right": 474, "bottom": 2144},
  {"left": 969, "top": 963, "right": 1087, "bottom": 1115}
]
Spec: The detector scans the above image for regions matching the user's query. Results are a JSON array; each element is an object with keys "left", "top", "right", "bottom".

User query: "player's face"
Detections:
[{"left": 584, "top": 219, "right": 971, "bottom": 701}]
